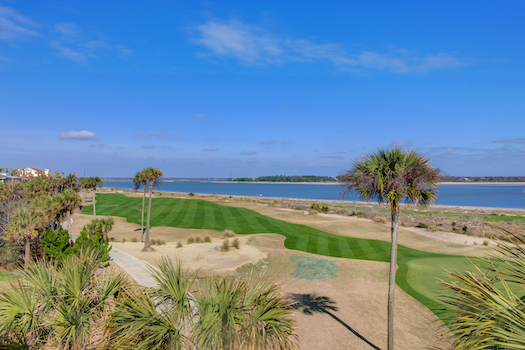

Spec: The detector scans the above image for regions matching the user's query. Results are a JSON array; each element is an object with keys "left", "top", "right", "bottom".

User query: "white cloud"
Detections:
[
  {"left": 240, "top": 149, "right": 258, "bottom": 155},
  {"left": 193, "top": 113, "right": 209, "bottom": 118},
  {"left": 59, "top": 130, "right": 99, "bottom": 140},
  {"left": 194, "top": 18, "right": 469, "bottom": 73},
  {"left": 0, "top": 5, "right": 38, "bottom": 41}
]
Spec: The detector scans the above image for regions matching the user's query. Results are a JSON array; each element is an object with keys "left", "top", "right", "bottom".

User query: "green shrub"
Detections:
[
  {"left": 416, "top": 223, "right": 428, "bottom": 229},
  {"left": 176, "top": 242, "right": 183, "bottom": 248},
  {"left": 151, "top": 239, "right": 157, "bottom": 245},
  {"left": 122, "top": 238, "right": 127, "bottom": 243},
  {"left": 187, "top": 237, "right": 195, "bottom": 244},
  {"left": 462, "top": 225, "right": 468, "bottom": 234},
  {"left": 321, "top": 206, "right": 329, "bottom": 214},
  {"left": 204, "top": 236, "right": 211, "bottom": 243},
  {"left": 188, "top": 192, "right": 195, "bottom": 197},
  {"left": 311, "top": 203, "right": 320, "bottom": 211},
  {"left": 72, "top": 222, "right": 112, "bottom": 262},
  {"left": 195, "top": 237, "right": 203, "bottom": 243},
  {"left": 131, "top": 237, "right": 138, "bottom": 243},
  {"left": 42, "top": 227, "right": 72, "bottom": 260}
]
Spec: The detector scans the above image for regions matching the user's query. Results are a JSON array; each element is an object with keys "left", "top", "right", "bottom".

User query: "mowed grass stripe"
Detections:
[{"left": 85, "top": 193, "right": 474, "bottom": 316}]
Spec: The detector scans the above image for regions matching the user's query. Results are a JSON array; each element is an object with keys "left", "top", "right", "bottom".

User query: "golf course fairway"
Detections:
[{"left": 83, "top": 193, "right": 481, "bottom": 315}]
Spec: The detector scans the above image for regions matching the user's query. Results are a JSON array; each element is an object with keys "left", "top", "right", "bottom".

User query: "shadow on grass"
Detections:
[{"left": 289, "top": 293, "right": 381, "bottom": 350}]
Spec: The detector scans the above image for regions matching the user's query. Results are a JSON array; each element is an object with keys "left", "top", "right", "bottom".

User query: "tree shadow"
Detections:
[{"left": 289, "top": 293, "right": 381, "bottom": 350}]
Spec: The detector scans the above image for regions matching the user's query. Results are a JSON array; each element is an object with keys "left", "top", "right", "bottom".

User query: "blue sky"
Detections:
[{"left": 1, "top": 0, "right": 524, "bottom": 178}]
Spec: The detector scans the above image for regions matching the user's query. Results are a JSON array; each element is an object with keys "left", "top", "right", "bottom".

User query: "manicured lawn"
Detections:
[{"left": 84, "top": 193, "right": 478, "bottom": 315}]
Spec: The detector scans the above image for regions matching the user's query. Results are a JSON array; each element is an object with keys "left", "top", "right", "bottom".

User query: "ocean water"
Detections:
[{"left": 102, "top": 181, "right": 525, "bottom": 209}]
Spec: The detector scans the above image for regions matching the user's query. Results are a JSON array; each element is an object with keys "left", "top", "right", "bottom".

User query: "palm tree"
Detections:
[
  {"left": 440, "top": 235, "right": 525, "bottom": 349},
  {"left": 142, "top": 167, "right": 163, "bottom": 251},
  {"left": 0, "top": 250, "right": 127, "bottom": 349},
  {"left": 133, "top": 170, "right": 148, "bottom": 240},
  {"left": 340, "top": 148, "right": 439, "bottom": 350},
  {"left": 82, "top": 177, "right": 103, "bottom": 219},
  {"left": 109, "top": 259, "right": 297, "bottom": 349},
  {"left": 4, "top": 204, "right": 45, "bottom": 267}
]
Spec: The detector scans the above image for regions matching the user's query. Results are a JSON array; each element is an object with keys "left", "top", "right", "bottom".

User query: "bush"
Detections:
[
  {"left": 416, "top": 223, "right": 428, "bottom": 229},
  {"left": 311, "top": 203, "right": 320, "bottom": 211},
  {"left": 204, "top": 236, "right": 211, "bottom": 243},
  {"left": 232, "top": 238, "right": 240, "bottom": 250},
  {"left": 122, "top": 238, "right": 127, "bottom": 243},
  {"left": 42, "top": 227, "right": 72, "bottom": 260},
  {"left": 151, "top": 239, "right": 157, "bottom": 245},
  {"left": 462, "top": 225, "right": 468, "bottom": 234},
  {"left": 0, "top": 239, "right": 21, "bottom": 268},
  {"left": 321, "top": 206, "right": 329, "bottom": 214},
  {"left": 188, "top": 192, "right": 195, "bottom": 197},
  {"left": 72, "top": 222, "right": 112, "bottom": 262},
  {"left": 221, "top": 239, "right": 230, "bottom": 251},
  {"left": 195, "top": 237, "right": 203, "bottom": 243},
  {"left": 131, "top": 237, "right": 138, "bottom": 243},
  {"left": 176, "top": 242, "right": 183, "bottom": 248},
  {"left": 187, "top": 237, "right": 195, "bottom": 244},
  {"left": 223, "top": 230, "right": 235, "bottom": 238}
]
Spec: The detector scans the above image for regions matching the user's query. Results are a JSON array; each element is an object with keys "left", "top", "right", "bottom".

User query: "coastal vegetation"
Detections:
[
  {"left": 230, "top": 175, "right": 337, "bottom": 182},
  {"left": 340, "top": 148, "right": 440, "bottom": 350},
  {"left": 440, "top": 235, "right": 525, "bottom": 348}
]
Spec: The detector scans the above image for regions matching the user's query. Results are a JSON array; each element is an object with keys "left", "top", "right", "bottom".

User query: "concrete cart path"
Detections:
[{"left": 110, "top": 247, "right": 157, "bottom": 287}]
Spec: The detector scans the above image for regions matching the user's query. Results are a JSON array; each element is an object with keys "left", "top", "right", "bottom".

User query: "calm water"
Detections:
[{"left": 103, "top": 181, "right": 525, "bottom": 209}]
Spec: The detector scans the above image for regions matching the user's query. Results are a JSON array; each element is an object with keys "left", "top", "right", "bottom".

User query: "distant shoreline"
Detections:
[{"left": 104, "top": 179, "right": 525, "bottom": 186}]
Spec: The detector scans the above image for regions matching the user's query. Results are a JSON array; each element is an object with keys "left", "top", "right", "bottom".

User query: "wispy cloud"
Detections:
[
  {"left": 142, "top": 145, "right": 173, "bottom": 150},
  {"left": 49, "top": 22, "right": 132, "bottom": 62},
  {"left": 149, "top": 130, "right": 171, "bottom": 138},
  {"left": 193, "top": 113, "right": 209, "bottom": 119},
  {"left": 59, "top": 130, "right": 100, "bottom": 140},
  {"left": 494, "top": 138, "right": 525, "bottom": 144},
  {"left": 0, "top": 5, "right": 38, "bottom": 41},
  {"left": 260, "top": 140, "right": 276, "bottom": 145},
  {"left": 204, "top": 147, "right": 218, "bottom": 152},
  {"left": 240, "top": 149, "right": 258, "bottom": 155},
  {"left": 390, "top": 141, "right": 412, "bottom": 148},
  {"left": 194, "top": 18, "right": 469, "bottom": 72}
]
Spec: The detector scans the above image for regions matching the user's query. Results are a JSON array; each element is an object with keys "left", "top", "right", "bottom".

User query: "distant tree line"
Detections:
[
  {"left": 230, "top": 175, "right": 337, "bottom": 182},
  {"left": 440, "top": 176, "right": 525, "bottom": 182}
]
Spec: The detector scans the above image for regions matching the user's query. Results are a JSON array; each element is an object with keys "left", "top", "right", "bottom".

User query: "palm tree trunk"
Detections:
[
  {"left": 67, "top": 210, "right": 73, "bottom": 243},
  {"left": 141, "top": 184, "right": 146, "bottom": 240},
  {"left": 388, "top": 207, "right": 400, "bottom": 350},
  {"left": 92, "top": 188, "right": 96, "bottom": 219},
  {"left": 24, "top": 236, "right": 30, "bottom": 268},
  {"left": 144, "top": 185, "right": 152, "bottom": 249}
]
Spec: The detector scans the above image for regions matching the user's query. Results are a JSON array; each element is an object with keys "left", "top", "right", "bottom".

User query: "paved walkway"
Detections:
[
  {"left": 63, "top": 218, "right": 157, "bottom": 287},
  {"left": 109, "top": 247, "right": 157, "bottom": 287}
]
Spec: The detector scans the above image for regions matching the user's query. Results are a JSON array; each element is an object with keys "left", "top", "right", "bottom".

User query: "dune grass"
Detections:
[{"left": 84, "top": 193, "right": 478, "bottom": 315}]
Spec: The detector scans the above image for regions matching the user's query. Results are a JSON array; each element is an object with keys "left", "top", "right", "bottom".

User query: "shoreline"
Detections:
[
  {"left": 105, "top": 187, "right": 525, "bottom": 213},
  {"left": 105, "top": 179, "right": 525, "bottom": 186}
]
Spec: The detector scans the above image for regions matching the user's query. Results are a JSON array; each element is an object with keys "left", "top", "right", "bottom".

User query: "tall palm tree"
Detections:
[
  {"left": 133, "top": 170, "right": 148, "bottom": 240},
  {"left": 340, "top": 148, "right": 439, "bottom": 350},
  {"left": 142, "top": 167, "right": 163, "bottom": 251},
  {"left": 82, "top": 177, "right": 103, "bottom": 219}
]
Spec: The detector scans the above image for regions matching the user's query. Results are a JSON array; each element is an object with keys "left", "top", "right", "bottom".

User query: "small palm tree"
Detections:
[
  {"left": 440, "top": 234, "right": 525, "bottom": 349},
  {"left": 142, "top": 167, "right": 163, "bottom": 251},
  {"left": 133, "top": 170, "right": 148, "bottom": 240},
  {"left": 110, "top": 259, "right": 297, "bottom": 350},
  {"left": 4, "top": 204, "right": 44, "bottom": 267},
  {"left": 340, "top": 148, "right": 439, "bottom": 350},
  {"left": 81, "top": 177, "right": 103, "bottom": 219}
]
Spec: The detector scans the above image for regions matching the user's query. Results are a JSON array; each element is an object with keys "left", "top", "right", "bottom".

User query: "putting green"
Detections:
[{"left": 84, "top": 193, "right": 478, "bottom": 315}]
